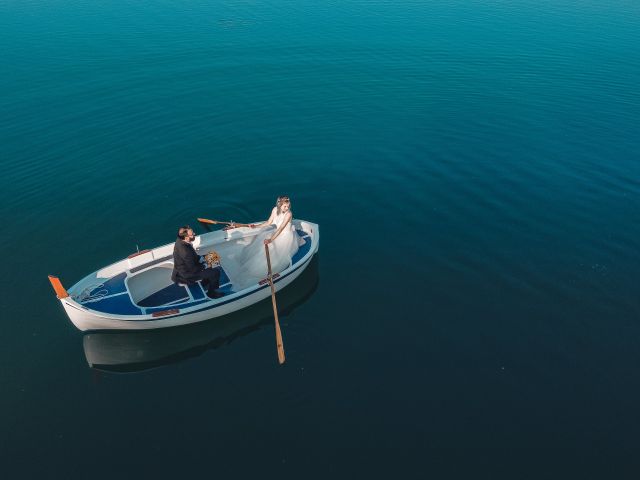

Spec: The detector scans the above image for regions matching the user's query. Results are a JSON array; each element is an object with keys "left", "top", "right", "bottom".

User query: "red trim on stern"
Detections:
[
  {"left": 128, "top": 249, "right": 152, "bottom": 259},
  {"left": 259, "top": 273, "right": 280, "bottom": 285},
  {"left": 151, "top": 309, "right": 179, "bottom": 317}
]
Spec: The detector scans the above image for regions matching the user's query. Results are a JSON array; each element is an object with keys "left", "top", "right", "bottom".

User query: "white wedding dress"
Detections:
[{"left": 221, "top": 207, "right": 301, "bottom": 291}]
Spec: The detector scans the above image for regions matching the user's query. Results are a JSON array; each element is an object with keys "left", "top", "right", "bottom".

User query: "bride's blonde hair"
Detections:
[{"left": 276, "top": 195, "right": 291, "bottom": 215}]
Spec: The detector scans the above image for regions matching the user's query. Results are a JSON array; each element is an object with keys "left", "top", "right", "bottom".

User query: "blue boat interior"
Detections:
[
  {"left": 77, "top": 228, "right": 312, "bottom": 316},
  {"left": 137, "top": 283, "right": 189, "bottom": 307},
  {"left": 291, "top": 230, "right": 311, "bottom": 264}
]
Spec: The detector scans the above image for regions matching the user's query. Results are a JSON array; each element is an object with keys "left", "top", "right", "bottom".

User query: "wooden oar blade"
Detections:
[
  {"left": 276, "top": 325, "right": 286, "bottom": 364},
  {"left": 197, "top": 217, "right": 217, "bottom": 225}
]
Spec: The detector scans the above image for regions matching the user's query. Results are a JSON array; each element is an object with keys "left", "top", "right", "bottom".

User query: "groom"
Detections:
[{"left": 171, "top": 226, "right": 223, "bottom": 299}]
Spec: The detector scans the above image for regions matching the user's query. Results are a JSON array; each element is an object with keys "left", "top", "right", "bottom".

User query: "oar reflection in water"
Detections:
[{"left": 83, "top": 257, "right": 319, "bottom": 373}]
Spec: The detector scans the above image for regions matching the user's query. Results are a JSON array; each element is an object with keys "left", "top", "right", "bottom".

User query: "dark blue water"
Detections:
[{"left": 2, "top": 1, "right": 640, "bottom": 477}]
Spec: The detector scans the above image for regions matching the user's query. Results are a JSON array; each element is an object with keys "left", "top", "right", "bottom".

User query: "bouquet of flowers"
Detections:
[{"left": 204, "top": 250, "right": 221, "bottom": 268}]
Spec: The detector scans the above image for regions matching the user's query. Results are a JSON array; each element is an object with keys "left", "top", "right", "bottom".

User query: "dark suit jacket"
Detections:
[{"left": 171, "top": 239, "right": 204, "bottom": 283}]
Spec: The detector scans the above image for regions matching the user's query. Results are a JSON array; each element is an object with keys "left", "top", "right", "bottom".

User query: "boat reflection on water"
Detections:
[{"left": 83, "top": 256, "right": 319, "bottom": 372}]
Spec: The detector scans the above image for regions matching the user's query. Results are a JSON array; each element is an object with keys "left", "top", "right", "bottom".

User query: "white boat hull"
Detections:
[{"left": 53, "top": 220, "right": 319, "bottom": 331}]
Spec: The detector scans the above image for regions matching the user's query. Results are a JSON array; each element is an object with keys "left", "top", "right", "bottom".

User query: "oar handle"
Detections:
[
  {"left": 197, "top": 218, "right": 231, "bottom": 225},
  {"left": 197, "top": 218, "right": 253, "bottom": 228}
]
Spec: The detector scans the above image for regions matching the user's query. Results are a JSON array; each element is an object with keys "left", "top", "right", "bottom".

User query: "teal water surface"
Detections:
[{"left": 1, "top": 1, "right": 640, "bottom": 477}]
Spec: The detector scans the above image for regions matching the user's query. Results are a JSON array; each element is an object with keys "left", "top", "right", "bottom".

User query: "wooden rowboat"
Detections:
[{"left": 49, "top": 219, "right": 319, "bottom": 331}]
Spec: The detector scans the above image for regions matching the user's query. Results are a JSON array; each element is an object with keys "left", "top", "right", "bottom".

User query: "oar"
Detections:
[
  {"left": 264, "top": 243, "right": 285, "bottom": 364},
  {"left": 197, "top": 218, "right": 252, "bottom": 228}
]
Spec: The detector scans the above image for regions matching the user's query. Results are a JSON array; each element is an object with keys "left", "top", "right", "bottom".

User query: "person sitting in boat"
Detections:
[
  {"left": 171, "top": 226, "right": 224, "bottom": 299},
  {"left": 222, "top": 196, "right": 302, "bottom": 290}
]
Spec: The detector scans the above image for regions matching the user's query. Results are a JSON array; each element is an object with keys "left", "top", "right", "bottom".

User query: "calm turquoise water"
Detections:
[{"left": 2, "top": 0, "right": 640, "bottom": 476}]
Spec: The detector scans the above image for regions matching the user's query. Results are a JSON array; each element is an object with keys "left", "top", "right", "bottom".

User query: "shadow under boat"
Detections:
[{"left": 83, "top": 256, "right": 319, "bottom": 373}]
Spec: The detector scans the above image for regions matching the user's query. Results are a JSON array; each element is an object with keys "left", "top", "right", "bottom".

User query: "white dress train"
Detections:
[{"left": 221, "top": 208, "right": 300, "bottom": 291}]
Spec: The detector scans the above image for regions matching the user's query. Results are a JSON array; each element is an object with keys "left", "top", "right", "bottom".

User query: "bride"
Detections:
[{"left": 221, "top": 196, "right": 302, "bottom": 290}]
